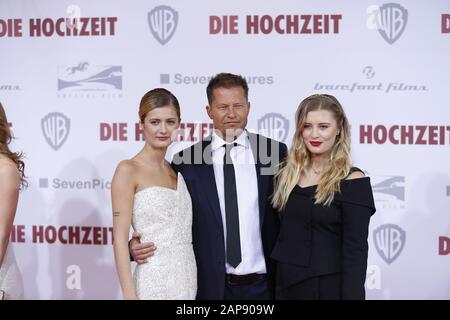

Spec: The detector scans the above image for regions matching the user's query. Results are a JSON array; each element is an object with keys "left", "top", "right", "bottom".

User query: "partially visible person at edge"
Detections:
[
  {"left": 129, "top": 73, "right": 288, "bottom": 299},
  {"left": 0, "top": 102, "right": 26, "bottom": 300},
  {"left": 271, "top": 94, "right": 376, "bottom": 300}
]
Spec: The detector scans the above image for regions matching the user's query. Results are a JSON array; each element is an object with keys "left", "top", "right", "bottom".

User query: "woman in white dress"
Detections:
[
  {"left": 112, "top": 88, "right": 197, "bottom": 300},
  {"left": 0, "top": 103, "right": 25, "bottom": 300}
]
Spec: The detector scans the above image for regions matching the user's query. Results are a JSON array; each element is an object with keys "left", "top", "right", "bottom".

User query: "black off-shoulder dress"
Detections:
[{"left": 270, "top": 167, "right": 376, "bottom": 300}]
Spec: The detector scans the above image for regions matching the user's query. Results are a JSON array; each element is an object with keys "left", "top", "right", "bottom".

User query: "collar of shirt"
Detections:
[{"left": 211, "top": 129, "right": 250, "bottom": 152}]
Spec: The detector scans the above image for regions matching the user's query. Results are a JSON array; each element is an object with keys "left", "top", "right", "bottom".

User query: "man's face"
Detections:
[{"left": 206, "top": 86, "right": 250, "bottom": 141}]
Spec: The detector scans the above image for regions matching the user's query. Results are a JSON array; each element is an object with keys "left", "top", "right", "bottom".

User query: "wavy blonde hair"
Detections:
[
  {"left": 272, "top": 94, "right": 351, "bottom": 209},
  {"left": 0, "top": 102, "right": 27, "bottom": 190}
]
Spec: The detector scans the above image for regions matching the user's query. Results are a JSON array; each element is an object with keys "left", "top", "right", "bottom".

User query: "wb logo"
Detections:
[
  {"left": 367, "top": 3, "right": 408, "bottom": 44},
  {"left": 374, "top": 224, "right": 406, "bottom": 264},
  {"left": 41, "top": 113, "right": 70, "bottom": 151},
  {"left": 258, "top": 113, "right": 289, "bottom": 143},
  {"left": 148, "top": 6, "right": 178, "bottom": 45}
]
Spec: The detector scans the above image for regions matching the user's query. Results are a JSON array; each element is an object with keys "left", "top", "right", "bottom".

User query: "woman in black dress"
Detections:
[{"left": 271, "top": 94, "right": 375, "bottom": 300}]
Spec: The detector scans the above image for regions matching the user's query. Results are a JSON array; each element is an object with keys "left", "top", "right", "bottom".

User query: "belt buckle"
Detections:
[{"left": 226, "top": 274, "right": 239, "bottom": 286}]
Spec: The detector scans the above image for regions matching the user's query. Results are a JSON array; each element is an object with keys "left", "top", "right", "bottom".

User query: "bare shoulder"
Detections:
[
  {"left": 346, "top": 170, "right": 366, "bottom": 180},
  {"left": 112, "top": 160, "right": 139, "bottom": 184},
  {"left": 115, "top": 159, "right": 137, "bottom": 174},
  {"left": 0, "top": 158, "right": 20, "bottom": 186}
]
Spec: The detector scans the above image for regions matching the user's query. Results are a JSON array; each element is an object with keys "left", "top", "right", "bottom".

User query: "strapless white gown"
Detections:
[
  {"left": 0, "top": 244, "right": 24, "bottom": 300},
  {"left": 132, "top": 172, "right": 197, "bottom": 300}
]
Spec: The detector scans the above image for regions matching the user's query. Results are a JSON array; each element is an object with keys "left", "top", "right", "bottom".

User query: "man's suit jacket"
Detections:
[{"left": 172, "top": 132, "right": 288, "bottom": 299}]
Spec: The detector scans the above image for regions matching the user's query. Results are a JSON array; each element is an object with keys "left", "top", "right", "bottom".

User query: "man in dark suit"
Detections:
[{"left": 130, "top": 73, "right": 287, "bottom": 299}]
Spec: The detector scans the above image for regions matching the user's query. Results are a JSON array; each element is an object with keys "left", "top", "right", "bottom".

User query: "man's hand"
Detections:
[{"left": 129, "top": 231, "right": 156, "bottom": 264}]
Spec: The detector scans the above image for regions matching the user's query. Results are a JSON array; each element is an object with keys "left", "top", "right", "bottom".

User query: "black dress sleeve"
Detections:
[{"left": 336, "top": 177, "right": 376, "bottom": 300}]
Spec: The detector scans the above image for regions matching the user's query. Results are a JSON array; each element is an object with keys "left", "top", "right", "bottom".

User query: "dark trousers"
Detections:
[
  {"left": 224, "top": 275, "right": 273, "bottom": 300},
  {"left": 276, "top": 272, "right": 341, "bottom": 300}
]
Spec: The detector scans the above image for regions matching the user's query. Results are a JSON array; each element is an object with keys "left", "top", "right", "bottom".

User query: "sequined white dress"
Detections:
[
  {"left": 132, "top": 172, "right": 197, "bottom": 300},
  {"left": 0, "top": 245, "right": 24, "bottom": 300}
]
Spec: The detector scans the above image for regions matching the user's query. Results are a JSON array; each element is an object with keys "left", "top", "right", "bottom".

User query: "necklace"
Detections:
[{"left": 312, "top": 167, "right": 322, "bottom": 175}]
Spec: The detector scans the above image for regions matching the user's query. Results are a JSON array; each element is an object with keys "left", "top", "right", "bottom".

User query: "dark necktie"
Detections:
[{"left": 223, "top": 143, "right": 241, "bottom": 268}]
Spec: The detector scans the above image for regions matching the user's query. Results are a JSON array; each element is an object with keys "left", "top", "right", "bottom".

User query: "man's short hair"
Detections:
[{"left": 206, "top": 73, "right": 249, "bottom": 104}]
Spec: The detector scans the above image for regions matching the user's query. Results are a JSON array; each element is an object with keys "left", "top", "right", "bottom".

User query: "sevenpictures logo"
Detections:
[
  {"left": 39, "top": 177, "right": 111, "bottom": 190},
  {"left": 159, "top": 73, "right": 274, "bottom": 85},
  {"left": 57, "top": 62, "right": 123, "bottom": 98}
]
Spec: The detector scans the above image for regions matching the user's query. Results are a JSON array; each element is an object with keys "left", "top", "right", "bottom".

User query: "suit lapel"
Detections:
[
  {"left": 199, "top": 137, "right": 224, "bottom": 228},
  {"left": 248, "top": 132, "right": 268, "bottom": 227}
]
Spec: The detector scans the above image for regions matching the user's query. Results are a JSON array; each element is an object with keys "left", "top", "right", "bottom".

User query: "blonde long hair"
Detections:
[
  {"left": 0, "top": 102, "right": 27, "bottom": 189},
  {"left": 272, "top": 94, "right": 351, "bottom": 209}
]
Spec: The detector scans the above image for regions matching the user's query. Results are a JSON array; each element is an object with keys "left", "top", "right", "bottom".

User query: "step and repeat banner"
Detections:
[{"left": 1, "top": 0, "right": 449, "bottom": 299}]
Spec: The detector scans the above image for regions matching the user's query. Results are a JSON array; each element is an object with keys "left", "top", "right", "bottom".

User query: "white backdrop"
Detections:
[{"left": 1, "top": 0, "right": 449, "bottom": 299}]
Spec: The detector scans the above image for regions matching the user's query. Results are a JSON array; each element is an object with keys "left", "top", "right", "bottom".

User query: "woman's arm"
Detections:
[
  {"left": 112, "top": 161, "right": 137, "bottom": 300},
  {"left": 0, "top": 162, "right": 20, "bottom": 267}
]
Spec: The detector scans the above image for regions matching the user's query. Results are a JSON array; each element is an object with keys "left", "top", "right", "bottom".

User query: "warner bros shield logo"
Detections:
[
  {"left": 258, "top": 113, "right": 289, "bottom": 143},
  {"left": 376, "top": 3, "right": 408, "bottom": 44},
  {"left": 374, "top": 224, "right": 406, "bottom": 264},
  {"left": 148, "top": 6, "right": 178, "bottom": 45},
  {"left": 41, "top": 112, "right": 70, "bottom": 151}
]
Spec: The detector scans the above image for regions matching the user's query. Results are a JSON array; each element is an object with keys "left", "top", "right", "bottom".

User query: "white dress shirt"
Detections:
[{"left": 211, "top": 130, "right": 267, "bottom": 275}]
